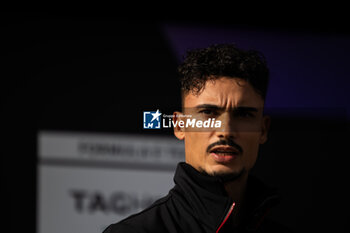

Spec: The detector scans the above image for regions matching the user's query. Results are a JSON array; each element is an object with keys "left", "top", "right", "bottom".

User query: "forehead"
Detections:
[{"left": 184, "top": 77, "right": 264, "bottom": 108}]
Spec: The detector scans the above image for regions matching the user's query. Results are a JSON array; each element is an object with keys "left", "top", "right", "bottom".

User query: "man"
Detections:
[{"left": 103, "top": 44, "right": 290, "bottom": 232}]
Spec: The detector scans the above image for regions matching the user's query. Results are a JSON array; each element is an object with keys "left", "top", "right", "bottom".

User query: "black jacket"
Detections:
[{"left": 103, "top": 162, "right": 290, "bottom": 233}]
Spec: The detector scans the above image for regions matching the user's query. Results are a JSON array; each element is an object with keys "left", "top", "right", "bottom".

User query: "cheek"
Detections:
[
  {"left": 184, "top": 132, "right": 210, "bottom": 163},
  {"left": 239, "top": 133, "right": 261, "bottom": 163}
]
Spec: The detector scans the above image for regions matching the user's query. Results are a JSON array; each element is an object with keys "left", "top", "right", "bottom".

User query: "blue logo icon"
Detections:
[{"left": 143, "top": 110, "right": 162, "bottom": 129}]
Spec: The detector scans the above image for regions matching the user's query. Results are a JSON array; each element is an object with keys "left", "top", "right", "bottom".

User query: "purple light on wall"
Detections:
[{"left": 161, "top": 23, "right": 350, "bottom": 119}]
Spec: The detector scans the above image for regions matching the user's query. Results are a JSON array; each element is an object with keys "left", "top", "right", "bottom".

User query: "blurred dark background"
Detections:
[{"left": 2, "top": 11, "right": 349, "bottom": 233}]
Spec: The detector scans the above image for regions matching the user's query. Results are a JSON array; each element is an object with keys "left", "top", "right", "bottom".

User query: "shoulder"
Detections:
[
  {"left": 102, "top": 194, "right": 173, "bottom": 233},
  {"left": 260, "top": 218, "right": 294, "bottom": 233},
  {"left": 102, "top": 222, "right": 141, "bottom": 233}
]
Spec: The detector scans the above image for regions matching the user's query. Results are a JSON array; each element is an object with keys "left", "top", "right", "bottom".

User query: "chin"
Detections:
[
  {"left": 208, "top": 163, "right": 242, "bottom": 176},
  {"left": 199, "top": 164, "right": 246, "bottom": 182}
]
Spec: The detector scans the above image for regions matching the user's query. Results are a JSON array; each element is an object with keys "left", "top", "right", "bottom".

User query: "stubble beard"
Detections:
[{"left": 198, "top": 166, "right": 246, "bottom": 183}]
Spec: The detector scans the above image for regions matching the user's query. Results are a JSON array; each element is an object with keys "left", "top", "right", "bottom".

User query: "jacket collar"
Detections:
[
  {"left": 173, "top": 162, "right": 280, "bottom": 232},
  {"left": 242, "top": 175, "right": 280, "bottom": 231}
]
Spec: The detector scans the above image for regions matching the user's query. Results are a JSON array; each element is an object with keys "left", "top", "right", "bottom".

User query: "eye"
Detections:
[
  {"left": 198, "top": 109, "right": 217, "bottom": 115},
  {"left": 234, "top": 111, "right": 255, "bottom": 118}
]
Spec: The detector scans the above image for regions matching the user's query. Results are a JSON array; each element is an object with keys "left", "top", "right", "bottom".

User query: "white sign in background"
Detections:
[{"left": 37, "top": 131, "right": 184, "bottom": 233}]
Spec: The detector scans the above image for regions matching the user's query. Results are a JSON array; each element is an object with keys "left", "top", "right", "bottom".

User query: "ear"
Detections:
[
  {"left": 259, "top": 115, "right": 271, "bottom": 144},
  {"left": 173, "top": 111, "right": 185, "bottom": 140}
]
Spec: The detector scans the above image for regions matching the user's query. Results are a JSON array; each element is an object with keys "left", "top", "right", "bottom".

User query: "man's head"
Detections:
[{"left": 174, "top": 44, "right": 270, "bottom": 180}]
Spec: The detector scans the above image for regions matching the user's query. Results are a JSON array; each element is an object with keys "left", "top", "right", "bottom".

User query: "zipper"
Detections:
[{"left": 216, "top": 202, "right": 235, "bottom": 233}]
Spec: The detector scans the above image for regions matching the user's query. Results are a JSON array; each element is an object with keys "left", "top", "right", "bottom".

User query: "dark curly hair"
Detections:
[{"left": 178, "top": 44, "right": 269, "bottom": 100}]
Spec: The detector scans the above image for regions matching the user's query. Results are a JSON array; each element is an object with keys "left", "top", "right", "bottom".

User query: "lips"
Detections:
[
  {"left": 209, "top": 146, "right": 239, "bottom": 155},
  {"left": 209, "top": 146, "right": 239, "bottom": 163}
]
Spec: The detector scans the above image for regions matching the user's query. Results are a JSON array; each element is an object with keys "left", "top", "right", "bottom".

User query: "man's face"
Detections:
[{"left": 174, "top": 76, "right": 270, "bottom": 177}]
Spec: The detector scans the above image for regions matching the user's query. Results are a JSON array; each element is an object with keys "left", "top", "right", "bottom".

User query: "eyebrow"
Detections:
[
  {"left": 234, "top": 106, "right": 259, "bottom": 112},
  {"left": 195, "top": 104, "right": 222, "bottom": 109},
  {"left": 194, "top": 104, "right": 259, "bottom": 112}
]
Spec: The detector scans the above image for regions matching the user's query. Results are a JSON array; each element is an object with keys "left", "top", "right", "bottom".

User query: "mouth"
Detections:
[
  {"left": 209, "top": 146, "right": 240, "bottom": 156},
  {"left": 209, "top": 146, "right": 240, "bottom": 163}
]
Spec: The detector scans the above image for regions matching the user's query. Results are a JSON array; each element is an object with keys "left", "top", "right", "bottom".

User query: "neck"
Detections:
[{"left": 223, "top": 172, "right": 248, "bottom": 226}]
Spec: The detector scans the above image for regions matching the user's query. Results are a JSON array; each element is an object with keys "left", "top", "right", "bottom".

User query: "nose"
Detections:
[{"left": 215, "top": 111, "right": 237, "bottom": 139}]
